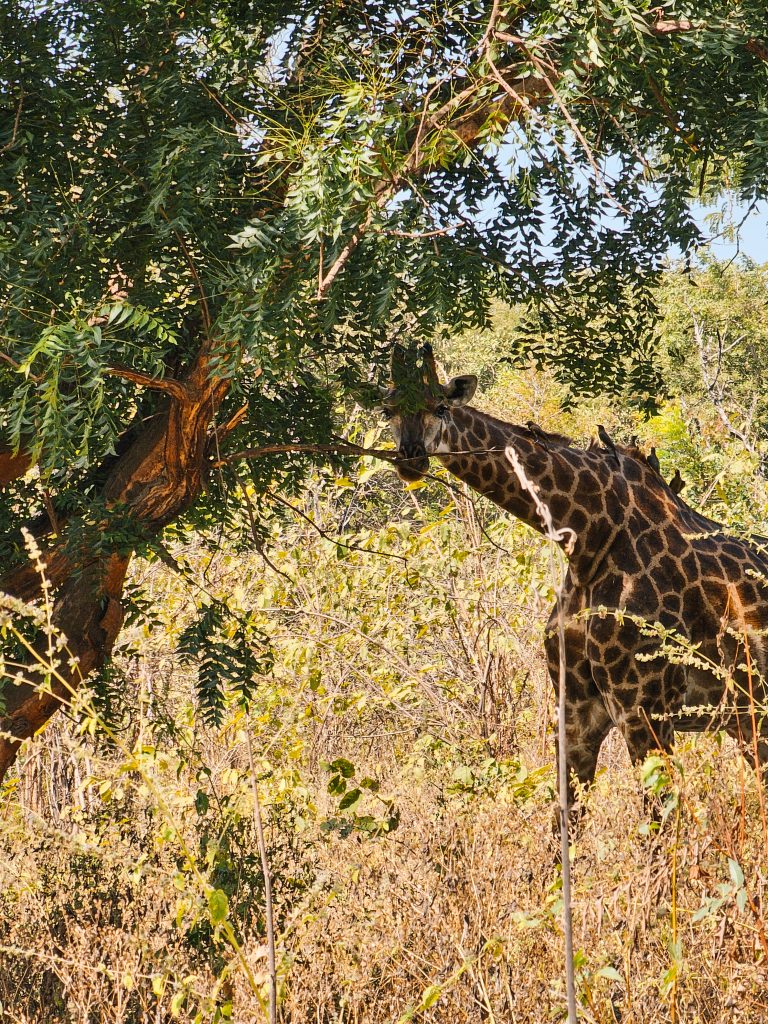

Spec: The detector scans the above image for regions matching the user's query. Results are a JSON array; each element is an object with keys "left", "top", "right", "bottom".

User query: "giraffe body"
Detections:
[{"left": 383, "top": 346, "right": 768, "bottom": 802}]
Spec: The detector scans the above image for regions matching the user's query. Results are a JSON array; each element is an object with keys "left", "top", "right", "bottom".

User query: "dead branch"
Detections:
[{"left": 214, "top": 441, "right": 398, "bottom": 467}]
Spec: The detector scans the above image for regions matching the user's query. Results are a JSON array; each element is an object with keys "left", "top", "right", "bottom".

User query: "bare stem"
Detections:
[
  {"left": 215, "top": 440, "right": 399, "bottom": 467},
  {"left": 555, "top": 574, "right": 578, "bottom": 1024},
  {"left": 505, "top": 447, "right": 577, "bottom": 1024},
  {"left": 246, "top": 726, "right": 278, "bottom": 1024}
]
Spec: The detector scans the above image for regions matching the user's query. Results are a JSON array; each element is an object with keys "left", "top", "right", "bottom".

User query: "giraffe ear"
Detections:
[{"left": 443, "top": 375, "right": 477, "bottom": 406}]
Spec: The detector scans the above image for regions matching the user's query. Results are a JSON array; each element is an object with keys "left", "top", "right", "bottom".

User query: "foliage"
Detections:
[
  {"left": 660, "top": 260, "right": 768, "bottom": 443},
  {"left": 3, "top": 0, "right": 768, "bottom": 481},
  {"left": 177, "top": 602, "right": 272, "bottom": 728}
]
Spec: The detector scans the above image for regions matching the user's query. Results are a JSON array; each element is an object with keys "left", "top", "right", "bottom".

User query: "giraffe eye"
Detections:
[
  {"left": 435, "top": 405, "right": 449, "bottom": 419},
  {"left": 380, "top": 408, "right": 393, "bottom": 420}
]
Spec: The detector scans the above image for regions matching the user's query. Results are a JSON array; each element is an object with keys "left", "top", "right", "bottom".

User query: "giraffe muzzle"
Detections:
[{"left": 395, "top": 446, "right": 430, "bottom": 482}]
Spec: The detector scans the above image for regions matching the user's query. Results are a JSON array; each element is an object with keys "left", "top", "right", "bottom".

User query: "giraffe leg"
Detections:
[
  {"left": 621, "top": 709, "right": 675, "bottom": 766},
  {"left": 600, "top": 661, "right": 680, "bottom": 767},
  {"left": 617, "top": 702, "right": 676, "bottom": 825},
  {"left": 544, "top": 630, "right": 612, "bottom": 813},
  {"left": 554, "top": 695, "right": 613, "bottom": 812}
]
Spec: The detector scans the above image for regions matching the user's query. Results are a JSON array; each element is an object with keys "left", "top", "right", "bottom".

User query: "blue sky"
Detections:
[
  {"left": 483, "top": 142, "right": 768, "bottom": 267},
  {"left": 691, "top": 199, "right": 768, "bottom": 264}
]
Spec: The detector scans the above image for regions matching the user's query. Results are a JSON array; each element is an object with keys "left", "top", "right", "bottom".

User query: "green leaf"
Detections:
[
  {"left": 328, "top": 774, "right": 347, "bottom": 796},
  {"left": 330, "top": 758, "right": 355, "bottom": 778},
  {"left": 208, "top": 889, "right": 229, "bottom": 925},
  {"left": 728, "top": 858, "right": 745, "bottom": 889},
  {"left": 339, "top": 788, "right": 362, "bottom": 811},
  {"left": 595, "top": 965, "right": 623, "bottom": 982},
  {"left": 418, "top": 985, "right": 442, "bottom": 1010},
  {"left": 452, "top": 765, "right": 474, "bottom": 789}
]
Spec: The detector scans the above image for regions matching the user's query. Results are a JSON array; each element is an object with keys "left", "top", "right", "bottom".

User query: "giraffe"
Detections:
[{"left": 382, "top": 343, "right": 768, "bottom": 807}]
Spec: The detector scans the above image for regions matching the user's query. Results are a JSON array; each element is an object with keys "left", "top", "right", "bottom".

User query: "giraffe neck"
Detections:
[{"left": 435, "top": 406, "right": 625, "bottom": 584}]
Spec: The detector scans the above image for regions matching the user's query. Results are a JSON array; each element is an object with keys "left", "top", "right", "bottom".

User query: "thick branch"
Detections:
[
  {"left": 422, "top": 63, "right": 551, "bottom": 152},
  {"left": 0, "top": 336, "right": 232, "bottom": 779},
  {"left": 0, "top": 552, "right": 130, "bottom": 781},
  {"left": 0, "top": 547, "right": 73, "bottom": 603}
]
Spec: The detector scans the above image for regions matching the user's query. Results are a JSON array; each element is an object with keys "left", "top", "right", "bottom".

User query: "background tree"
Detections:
[{"left": 1, "top": 0, "right": 767, "bottom": 778}]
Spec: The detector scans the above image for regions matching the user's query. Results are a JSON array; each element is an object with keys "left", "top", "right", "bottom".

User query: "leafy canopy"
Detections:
[{"left": 2, "top": 0, "right": 768, "bottom": 528}]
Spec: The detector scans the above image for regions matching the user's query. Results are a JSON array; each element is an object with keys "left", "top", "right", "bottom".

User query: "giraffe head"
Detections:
[{"left": 381, "top": 343, "right": 477, "bottom": 481}]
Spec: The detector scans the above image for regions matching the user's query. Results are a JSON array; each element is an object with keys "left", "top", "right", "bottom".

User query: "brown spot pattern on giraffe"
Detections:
[{"left": 391, "top": 391, "right": 768, "bottom": 807}]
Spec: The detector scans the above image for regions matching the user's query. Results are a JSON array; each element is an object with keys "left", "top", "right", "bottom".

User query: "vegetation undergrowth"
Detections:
[{"left": 3, "top": 264, "right": 768, "bottom": 1022}]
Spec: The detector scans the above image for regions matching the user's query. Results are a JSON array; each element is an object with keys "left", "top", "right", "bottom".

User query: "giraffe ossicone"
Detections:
[{"left": 383, "top": 344, "right": 768, "bottom": 807}]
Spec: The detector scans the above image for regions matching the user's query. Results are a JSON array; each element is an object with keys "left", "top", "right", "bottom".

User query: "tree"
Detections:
[{"left": 1, "top": 0, "right": 767, "bottom": 779}]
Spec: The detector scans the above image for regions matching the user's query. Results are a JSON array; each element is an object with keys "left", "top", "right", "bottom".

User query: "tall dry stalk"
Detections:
[
  {"left": 505, "top": 447, "right": 578, "bottom": 1024},
  {"left": 246, "top": 726, "right": 278, "bottom": 1024}
]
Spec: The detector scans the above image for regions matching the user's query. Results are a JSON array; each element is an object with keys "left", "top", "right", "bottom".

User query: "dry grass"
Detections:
[
  {"left": 3, "top": 724, "right": 768, "bottom": 1023},
  {"left": 3, "top": 473, "right": 768, "bottom": 1023}
]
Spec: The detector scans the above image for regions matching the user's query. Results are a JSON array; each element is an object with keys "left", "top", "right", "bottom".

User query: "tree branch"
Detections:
[
  {"left": 651, "top": 19, "right": 694, "bottom": 35},
  {"left": 0, "top": 547, "right": 73, "bottom": 603},
  {"left": 0, "top": 87, "right": 23, "bottom": 155},
  {"left": 214, "top": 441, "right": 398, "bottom": 468},
  {"left": 104, "top": 365, "right": 189, "bottom": 401},
  {"left": 650, "top": 18, "right": 767, "bottom": 63}
]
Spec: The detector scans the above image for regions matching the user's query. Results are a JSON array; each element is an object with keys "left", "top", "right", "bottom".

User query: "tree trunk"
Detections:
[
  {"left": 0, "top": 348, "right": 228, "bottom": 782},
  {"left": 0, "top": 447, "right": 31, "bottom": 487}
]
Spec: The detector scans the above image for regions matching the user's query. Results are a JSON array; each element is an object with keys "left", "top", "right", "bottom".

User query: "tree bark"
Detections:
[{"left": 0, "top": 446, "right": 31, "bottom": 487}]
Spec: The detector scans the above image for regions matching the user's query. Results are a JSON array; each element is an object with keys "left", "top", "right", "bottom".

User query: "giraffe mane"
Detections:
[
  {"left": 621, "top": 444, "right": 654, "bottom": 467},
  {"left": 524, "top": 424, "right": 573, "bottom": 447}
]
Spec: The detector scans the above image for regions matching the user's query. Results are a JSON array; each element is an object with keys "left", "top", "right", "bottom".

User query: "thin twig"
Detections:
[
  {"left": 478, "top": 0, "right": 502, "bottom": 54},
  {"left": 669, "top": 801, "right": 681, "bottom": 1024},
  {"left": 0, "top": 88, "right": 23, "bottom": 155},
  {"left": 500, "top": 40, "right": 629, "bottom": 214},
  {"left": 266, "top": 488, "right": 407, "bottom": 563},
  {"left": 0, "top": 350, "right": 24, "bottom": 372},
  {"left": 240, "top": 479, "right": 292, "bottom": 581},
  {"left": 743, "top": 636, "right": 768, "bottom": 858},
  {"left": 215, "top": 441, "right": 399, "bottom": 467},
  {"left": 380, "top": 221, "right": 467, "bottom": 239}
]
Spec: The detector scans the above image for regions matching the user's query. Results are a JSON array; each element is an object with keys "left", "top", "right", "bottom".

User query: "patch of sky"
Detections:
[
  {"left": 467, "top": 139, "right": 767, "bottom": 268},
  {"left": 689, "top": 198, "right": 768, "bottom": 265}
]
